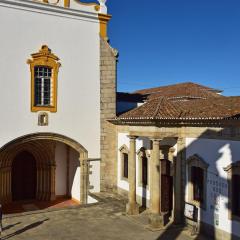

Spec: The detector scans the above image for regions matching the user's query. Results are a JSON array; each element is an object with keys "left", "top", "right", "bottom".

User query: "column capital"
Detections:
[
  {"left": 169, "top": 147, "right": 175, "bottom": 153},
  {"left": 177, "top": 137, "right": 185, "bottom": 141},
  {"left": 127, "top": 135, "right": 138, "bottom": 140},
  {"left": 151, "top": 138, "right": 163, "bottom": 143}
]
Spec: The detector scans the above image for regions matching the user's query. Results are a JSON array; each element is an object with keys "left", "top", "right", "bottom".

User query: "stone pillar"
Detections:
[
  {"left": 80, "top": 158, "right": 88, "bottom": 204},
  {"left": 39, "top": 166, "right": 44, "bottom": 200},
  {"left": 66, "top": 145, "right": 70, "bottom": 197},
  {"left": 0, "top": 169, "right": 2, "bottom": 202},
  {"left": 126, "top": 136, "right": 139, "bottom": 215},
  {"left": 6, "top": 167, "right": 11, "bottom": 202},
  {"left": 43, "top": 166, "right": 47, "bottom": 201},
  {"left": 149, "top": 139, "right": 164, "bottom": 228},
  {"left": 50, "top": 165, "right": 56, "bottom": 201},
  {"left": 2, "top": 168, "right": 7, "bottom": 203},
  {"left": 174, "top": 137, "right": 186, "bottom": 224}
]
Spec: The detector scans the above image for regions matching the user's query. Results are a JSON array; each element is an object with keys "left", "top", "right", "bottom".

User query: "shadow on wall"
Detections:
[{"left": 155, "top": 128, "right": 239, "bottom": 240}]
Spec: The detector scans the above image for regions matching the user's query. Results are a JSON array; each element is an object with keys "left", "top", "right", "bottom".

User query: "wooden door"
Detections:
[{"left": 12, "top": 151, "right": 36, "bottom": 201}]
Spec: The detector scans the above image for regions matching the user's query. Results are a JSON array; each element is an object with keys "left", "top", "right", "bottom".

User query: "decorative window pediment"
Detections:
[
  {"left": 119, "top": 144, "right": 129, "bottom": 154},
  {"left": 187, "top": 154, "right": 209, "bottom": 170},
  {"left": 27, "top": 45, "right": 61, "bottom": 113},
  {"left": 224, "top": 161, "right": 240, "bottom": 172}
]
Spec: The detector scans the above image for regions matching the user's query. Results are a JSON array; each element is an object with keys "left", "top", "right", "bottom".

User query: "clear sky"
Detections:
[{"left": 102, "top": 1, "right": 240, "bottom": 95}]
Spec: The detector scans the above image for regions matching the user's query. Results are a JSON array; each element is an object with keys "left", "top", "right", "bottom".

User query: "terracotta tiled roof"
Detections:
[
  {"left": 116, "top": 97, "right": 240, "bottom": 120},
  {"left": 134, "top": 82, "right": 223, "bottom": 100}
]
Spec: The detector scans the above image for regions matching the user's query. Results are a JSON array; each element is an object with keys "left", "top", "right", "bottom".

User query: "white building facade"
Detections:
[{"left": 0, "top": 0, "right": 116, "bottom": 205}]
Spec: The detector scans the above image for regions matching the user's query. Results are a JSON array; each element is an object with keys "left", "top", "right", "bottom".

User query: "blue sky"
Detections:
[{"left": 102, "top": 1, "right": 240, "bottom": 95}]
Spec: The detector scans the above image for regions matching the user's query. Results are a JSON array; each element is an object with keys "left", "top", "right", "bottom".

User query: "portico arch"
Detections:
[{"left": 0, "top": 133, "right": 88, "bottom": 205}]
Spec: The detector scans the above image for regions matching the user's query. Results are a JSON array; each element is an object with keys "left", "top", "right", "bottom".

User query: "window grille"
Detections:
[{"left": 34, "top": 66, "right": 52, "bottom": 106}]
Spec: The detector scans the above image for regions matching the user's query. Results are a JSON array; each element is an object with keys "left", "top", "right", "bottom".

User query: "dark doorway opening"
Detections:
[{"left": 12, "top": 151, "right": 36, "bottom": 201}]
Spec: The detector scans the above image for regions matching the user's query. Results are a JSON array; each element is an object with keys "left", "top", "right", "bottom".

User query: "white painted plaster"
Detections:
[
  {"left": 0, "top": 0, "right": 100, "bottom": 159},
  {"left": 186, "top": 138, "right": 240, "bottom": 237},
  {"left": 69, "top": 148, "right": 80, "bottom": 201},
  {"left": 89, "top": 159, "right": 100, "bottom": 193}
]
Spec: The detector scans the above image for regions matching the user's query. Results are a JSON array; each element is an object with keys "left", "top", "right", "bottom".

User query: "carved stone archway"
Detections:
[{"left": 0, "top": 133, "right": 88, "bottom": 205}]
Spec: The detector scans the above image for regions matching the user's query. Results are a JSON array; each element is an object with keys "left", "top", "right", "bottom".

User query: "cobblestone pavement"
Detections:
[{"left": 1, "top": 193, "right": 207, "bottom": 240}]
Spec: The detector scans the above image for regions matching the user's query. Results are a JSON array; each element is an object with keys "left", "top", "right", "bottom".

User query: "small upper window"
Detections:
[
  {"left": 119, "top": 145, "right": 129, "bottom": 181},
  {"left": 232, "top": 175, "right": 240, "bottom": 217},
  {"left": 137, "top": 147, "right": 149, "bottom": 188},
  {"left": 123, "top": 153, "right": 128, "bottom": 179},
  {"left": 191, "top": 166, "right": 204, "bottom": 203},
  {"left": 187, "top": 154, "right": 209, "bottom": 208},
  {"left": 224, "top": 162, "right": 240, "bottom": 221},
  {"left": 27, "top": 45, "right": 61, "bottom": 112}
]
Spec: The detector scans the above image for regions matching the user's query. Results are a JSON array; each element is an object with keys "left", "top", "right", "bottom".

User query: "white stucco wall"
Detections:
[
  {"left": 0, "top": 0, "right": 100, "bottom": 159},
  {"left": 186, "top": 138, "right": 240, "bottom": 237},
  {"left": 55, "top": 142, "right": 100, "bottom": 201},
  {"left": 89, "top": 159, "right": 100, "bottom": 193},
  {"left": 69, "top": 147, "right": 80, "bottom": 201}
]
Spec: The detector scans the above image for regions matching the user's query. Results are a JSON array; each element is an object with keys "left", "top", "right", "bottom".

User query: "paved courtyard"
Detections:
[{"left": 1, "top": 193, "right": 206, "bottom": 240}]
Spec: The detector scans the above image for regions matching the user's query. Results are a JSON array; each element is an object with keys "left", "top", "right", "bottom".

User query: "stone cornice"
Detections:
[
  {"left": 0, "top": 0, "right": 99, "bottom": 22},
  {"left": 109, "top": 118, "right": 240, "bottom": 128}
]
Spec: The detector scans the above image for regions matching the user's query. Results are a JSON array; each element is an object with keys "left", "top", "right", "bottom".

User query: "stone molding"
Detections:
[{"left": 0, "top": 0, "right": 99, "bottom": 21}]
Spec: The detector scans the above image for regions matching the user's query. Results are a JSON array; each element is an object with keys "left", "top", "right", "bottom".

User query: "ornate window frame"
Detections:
[
  {"left": 137, "top": 147, "right": 150, "bottom": 188},
  {"left": 224, "top": 161, "right": 240, "bottom": 221},
  {"left": 187, "top": 154, "right": 209, "bottom": 209},
  {"left": 27, "top": 45, "right": 61, "bottom": 113},
  {"left": 119, "top": 144, "right": 129, "bottom": 181}
]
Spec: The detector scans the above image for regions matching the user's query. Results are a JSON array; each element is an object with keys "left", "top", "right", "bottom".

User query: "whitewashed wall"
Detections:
[
  {"left": 0, "top": 0, "right": 100, "bottom": 159},
  {"left": 186, "top": 138, "right": 240, "bottom": 237},
  {"left": 69, "top": 147, "right": 81, "bottom": 201},
  {"left": 89, "top": 159, "right": 100, "bottom": 193}
]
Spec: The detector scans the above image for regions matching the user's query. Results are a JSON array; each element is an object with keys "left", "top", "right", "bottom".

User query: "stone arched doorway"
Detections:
[
  {"left": 0, "top": 133, "right": 89, "bottom": 205},
  {"left": 12, "top": 151, "right": 37, "bottom": 201}
]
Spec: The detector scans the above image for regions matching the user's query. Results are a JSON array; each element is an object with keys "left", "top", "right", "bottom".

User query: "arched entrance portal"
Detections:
[
  {"left": 12, "top": 151, "right": 37, "bottom": 201},
  {"left": 0, "top": 133, "right": 89, "bottom": 205}
]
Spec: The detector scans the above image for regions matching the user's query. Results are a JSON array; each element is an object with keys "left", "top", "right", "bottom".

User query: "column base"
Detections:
[
  {"left": 148, "top": 213, "right": 165, "bottom": 229},
  {"left": 50, "top": 194, "right": 56, "bottom": 201},
  {"left": 126, "top": 202, "right": 140, "bottom": 215}
]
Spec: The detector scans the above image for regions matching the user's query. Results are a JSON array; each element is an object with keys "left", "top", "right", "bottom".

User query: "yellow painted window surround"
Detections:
[{"left": 27, "top": 45, "right": 61, "bottom": 113}]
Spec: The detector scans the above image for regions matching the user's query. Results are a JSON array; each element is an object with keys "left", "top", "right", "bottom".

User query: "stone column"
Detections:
[
  {"left": 126, "top": 136, "right": 139, "bottom": 215},
  {"left": 149, "top": 139, "right": 164, "bottom": 228},
  {"left": 6, "top": 167, "right": 11, "bottom": 202},
  {"left": 50, "top": 165, "right": 56, "bottom": 201},
  {"left": 80, "top": 158, "right": 88, "bottom": 204},
  {"left": 66, "top": 145, "right": 70, "bottom": 197},
  {"left": 174, "top": 137, "right": 186, "bottom": 224}
]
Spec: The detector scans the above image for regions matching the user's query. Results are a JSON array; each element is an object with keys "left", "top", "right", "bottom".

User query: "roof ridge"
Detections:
[{"left": 153, "top": 97, "right": 165, "bottom": 118}]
